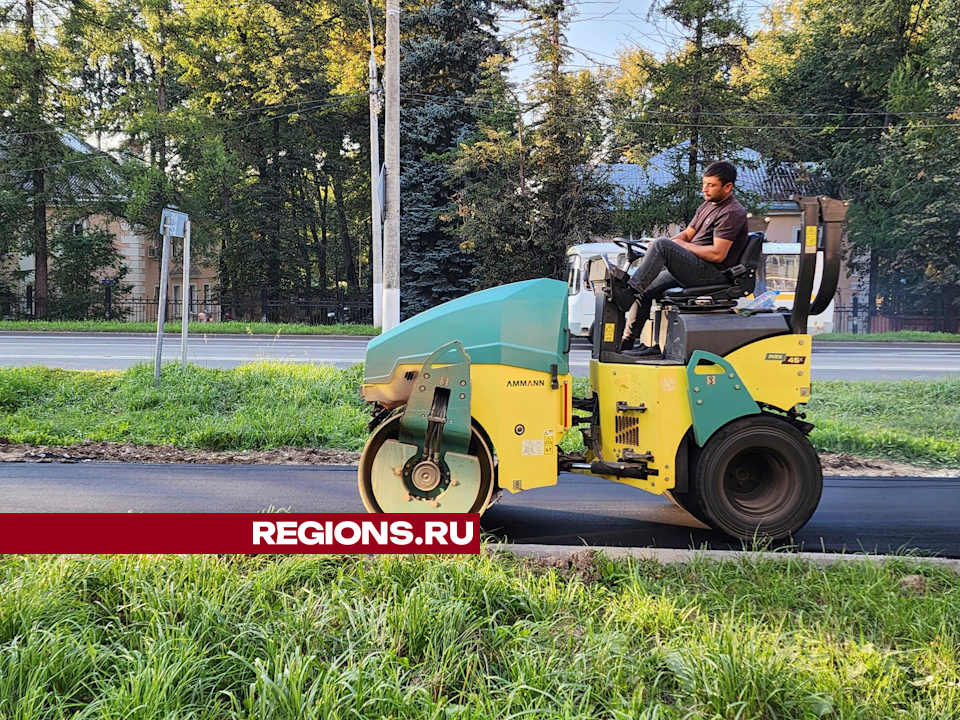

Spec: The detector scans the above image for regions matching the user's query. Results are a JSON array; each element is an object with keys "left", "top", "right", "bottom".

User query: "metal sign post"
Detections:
[
  {"left": 155, "top": 208, "right": 189, "bottom": 385},
  {"left": 181, "top": 219, "right": 191, "bottom": 368}
]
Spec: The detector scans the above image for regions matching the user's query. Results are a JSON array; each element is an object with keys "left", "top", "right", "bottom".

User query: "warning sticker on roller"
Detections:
[
  {"left": 543, "top": 431, "right": 555, "bottom": 456},
  {"left": 522, "top": 439, "right": 545, "bottom": 456}
]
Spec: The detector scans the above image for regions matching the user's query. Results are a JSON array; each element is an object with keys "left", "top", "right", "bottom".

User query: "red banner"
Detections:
[{"left": 0, "top": 514, "right": 480, "bottom": 554}]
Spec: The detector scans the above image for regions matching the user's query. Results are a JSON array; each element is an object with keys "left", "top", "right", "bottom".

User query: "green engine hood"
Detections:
[{"left": 364, "top": 279, "right": 570, "bottom": 383}]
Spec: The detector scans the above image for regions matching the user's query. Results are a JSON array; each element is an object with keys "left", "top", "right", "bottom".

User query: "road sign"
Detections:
[{"left": 160, "top": 208, "right": 189, "bottom": 238}]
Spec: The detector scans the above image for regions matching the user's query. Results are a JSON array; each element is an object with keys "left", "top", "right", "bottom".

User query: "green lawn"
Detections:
[
  {"left": 0, "top": 320, "right": 378, "bottom": 336},
  {"left": 817, "top": 330, "right": 960, "bottom": 343},
  {"left": 1, "top": 364, "right": 958, "bottom": 468},
  {"left": 1, "top": 551, "right": 957, "bottom": 719},
  {"left": 0, "top": 363, "right": 370, "bottom": 452}
]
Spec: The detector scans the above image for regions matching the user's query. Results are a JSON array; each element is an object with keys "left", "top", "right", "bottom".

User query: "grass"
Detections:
[
  {"left": 0, "top": 320, "right": 378, "bottom": 335},
  {"left": 817, "top": 330, "right": 960, "bottom": 343},
  {"left": 804, "top": 379, "right": 960, "bottom": 467},
  {"left": 0, "top": 365, "right": 958, "bottom": 468},
  {"left": 0, "top": 551, "right": 957, "bottom": 718},
  {"left": 0, "top": 362, "right": 370, "bottom": 451}
]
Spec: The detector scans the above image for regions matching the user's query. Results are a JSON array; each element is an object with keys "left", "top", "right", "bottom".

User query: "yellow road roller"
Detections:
[{"left": 358, "top": 196, "right": 847, "bottom": 540}]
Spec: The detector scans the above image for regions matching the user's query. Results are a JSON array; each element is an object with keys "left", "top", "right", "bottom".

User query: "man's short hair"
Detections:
[{"left": 704, "top": 161, "right": 737, "bottom": 186}]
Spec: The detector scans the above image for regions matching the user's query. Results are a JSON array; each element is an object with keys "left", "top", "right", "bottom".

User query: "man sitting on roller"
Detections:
[{"left": 613, "top": 161, "right": 748, "bottom": 356}]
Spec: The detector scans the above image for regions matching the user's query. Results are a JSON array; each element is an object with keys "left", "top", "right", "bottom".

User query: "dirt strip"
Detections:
[{"left": 0, "top": 439, "right": 956, "bottom": 477}]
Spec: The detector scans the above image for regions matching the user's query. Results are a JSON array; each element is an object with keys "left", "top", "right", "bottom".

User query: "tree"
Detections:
[
  {"left": 396, "top": 0, "right": 504, "bottom": 316},
  {"left": 1, "top": 0, "right": 125, "bottom": 316},
  {"left": 608, "top": 0, "right": 751, "bottom": 231},
  {"left": 747, "top": 0, "right": 957, "bottom": 326},
  {"left": 449, "top": 1, "right": 614, "bottom": 287}
]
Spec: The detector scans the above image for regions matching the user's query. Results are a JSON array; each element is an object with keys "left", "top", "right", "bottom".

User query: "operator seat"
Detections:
[{"left": 662, "top": 231, "right": 765, "bottom": 306}]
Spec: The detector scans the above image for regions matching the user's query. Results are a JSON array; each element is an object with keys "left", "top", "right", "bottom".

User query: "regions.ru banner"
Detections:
[{"left": 0, "top": 514, "right": 480, "bottom": 554}]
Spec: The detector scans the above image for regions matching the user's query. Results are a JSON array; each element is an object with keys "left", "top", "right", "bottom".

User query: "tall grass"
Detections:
[{"left": 0, "top": 552, "right": 957, "bottom": 718}]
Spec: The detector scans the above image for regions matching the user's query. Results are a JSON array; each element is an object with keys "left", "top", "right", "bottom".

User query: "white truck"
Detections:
[{"left": 566, "top": 242, "right": 630, "bottom": 339}]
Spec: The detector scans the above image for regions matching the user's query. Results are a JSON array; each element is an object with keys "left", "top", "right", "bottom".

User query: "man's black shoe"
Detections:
[
  {"left": 610, "top": 278, "right": 637, "bottom": 314},
  {"left": 621, "top": 343, "right": 662, "bottom": 358}
]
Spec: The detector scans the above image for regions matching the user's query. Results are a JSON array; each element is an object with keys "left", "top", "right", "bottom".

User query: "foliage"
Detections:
[
  {"left": 746, "top": 0, "right": 960, "bottom": 327},
  {"left": 817, "top": 330, "right": 960, "bottom": 343},
  {"left": 48, "top": 220, "right": 131, "bottom": 319},
  {"left": 608, "top": 0, "right": 752, "bottom": 233},
  {"left": 0, "top": 320, "right": 379, "bottom": 335},
  {"left": 0, "top": 0, "right": 126, "bottom": 313}
]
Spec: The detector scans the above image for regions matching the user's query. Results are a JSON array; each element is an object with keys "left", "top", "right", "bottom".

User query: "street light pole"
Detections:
[
  {"left": 366, "top": 1, "right": 383, "bottom": 329},
  {"left": 383, "top": 0, "right": 401, "bottom": 330}
]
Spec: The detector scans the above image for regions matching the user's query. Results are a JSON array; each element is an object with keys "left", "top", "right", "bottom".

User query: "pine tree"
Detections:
[
  {"left": 397, "top": 0, "right": 503, "bottom": 316},
  {"left": 609, "top": 0, "right": 751, "bottom": 231}
]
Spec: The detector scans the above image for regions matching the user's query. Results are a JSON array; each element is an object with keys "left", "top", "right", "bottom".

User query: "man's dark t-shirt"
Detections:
[{"left": 689, "top": 193, "right": 748, "bottom": 271}]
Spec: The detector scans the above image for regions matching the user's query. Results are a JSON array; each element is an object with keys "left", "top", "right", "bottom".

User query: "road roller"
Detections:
[{"left": 358, "top": 196, "right": 848, "bottom": 540}]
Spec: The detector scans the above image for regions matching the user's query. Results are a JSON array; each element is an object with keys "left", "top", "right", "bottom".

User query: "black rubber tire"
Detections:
[{"left": 686, "top": 414, "right": 822, "bottom": 541}]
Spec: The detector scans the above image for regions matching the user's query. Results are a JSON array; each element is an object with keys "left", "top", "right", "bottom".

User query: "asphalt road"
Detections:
[
  {"left": 1, "top": 333, "right": 959, "bottom": 380},
  {"left": 2, "top": 463, "right": 958, "bottom": 556}
]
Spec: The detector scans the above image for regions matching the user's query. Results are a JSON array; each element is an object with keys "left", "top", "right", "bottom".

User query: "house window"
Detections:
[{"left": 793, "top": 226, "right": 802, "bottom": 244}]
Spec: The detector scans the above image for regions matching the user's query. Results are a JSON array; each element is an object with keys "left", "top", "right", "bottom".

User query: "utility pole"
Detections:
[
  {"left": 366, "top": 1, "right": 383, "bottom": 329},
  {"left": 383, "top": 0, "right": 401, "bottom": 330}
]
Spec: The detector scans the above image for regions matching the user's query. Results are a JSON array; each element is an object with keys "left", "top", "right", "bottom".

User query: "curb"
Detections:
[{"left": 501, "top": 543, "right": 960, "bottom": 574}]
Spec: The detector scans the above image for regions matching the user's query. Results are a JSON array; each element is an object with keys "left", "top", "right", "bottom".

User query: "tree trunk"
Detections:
[
  {"left": 302, "top": 176, "right": 324, "bottom": 294},
  {"left": 267, "top": 118, "right": 282, "bottom": 288},
  {"left": 331, "top": 170, "right": 360, "bottom": 289},
  {"left": 24, "top": 0, "right": 48, "bottom": 318},
  {"left": 290, "top": 182, "right": 311, "bottom": 294},
  {"left": 314, "top": 174, "right": 329, "bottom": 292}
]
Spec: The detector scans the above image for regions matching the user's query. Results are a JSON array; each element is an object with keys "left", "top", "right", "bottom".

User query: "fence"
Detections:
[
  {"left": 833, "top": 306, "right": 960, "bottom": 335},
  {"left": 0, "top": 288, "right": 374, "bottom": 326}
]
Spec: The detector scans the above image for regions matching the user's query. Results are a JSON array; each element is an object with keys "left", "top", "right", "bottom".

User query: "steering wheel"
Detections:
[{"left": 614, "top": 238, "right": 648, "bottom": 264}]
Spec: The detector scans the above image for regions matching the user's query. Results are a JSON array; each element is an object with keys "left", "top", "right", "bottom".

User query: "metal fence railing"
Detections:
[
  {"left": 0, "top": 289, "right": 374, "bottom": 326},
  {"left": 833, "top": 306, "right": 959, "bottom": 334}
]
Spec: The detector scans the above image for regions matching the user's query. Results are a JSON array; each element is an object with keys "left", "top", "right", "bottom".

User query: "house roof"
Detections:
[
  {"left": 0, "top": 131, "right": 126, "bottom": 203},
  {"left": 607, "top": 142, "right": 829, "bottom": 205}
]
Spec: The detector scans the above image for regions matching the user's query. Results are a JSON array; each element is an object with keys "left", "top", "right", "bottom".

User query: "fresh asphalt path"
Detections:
[
  {"left": 2, "top": 463, "right": 958, "bottom": 557},
  {"left": 1, "top": 333, "right": 959, "bottom": 380}
]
